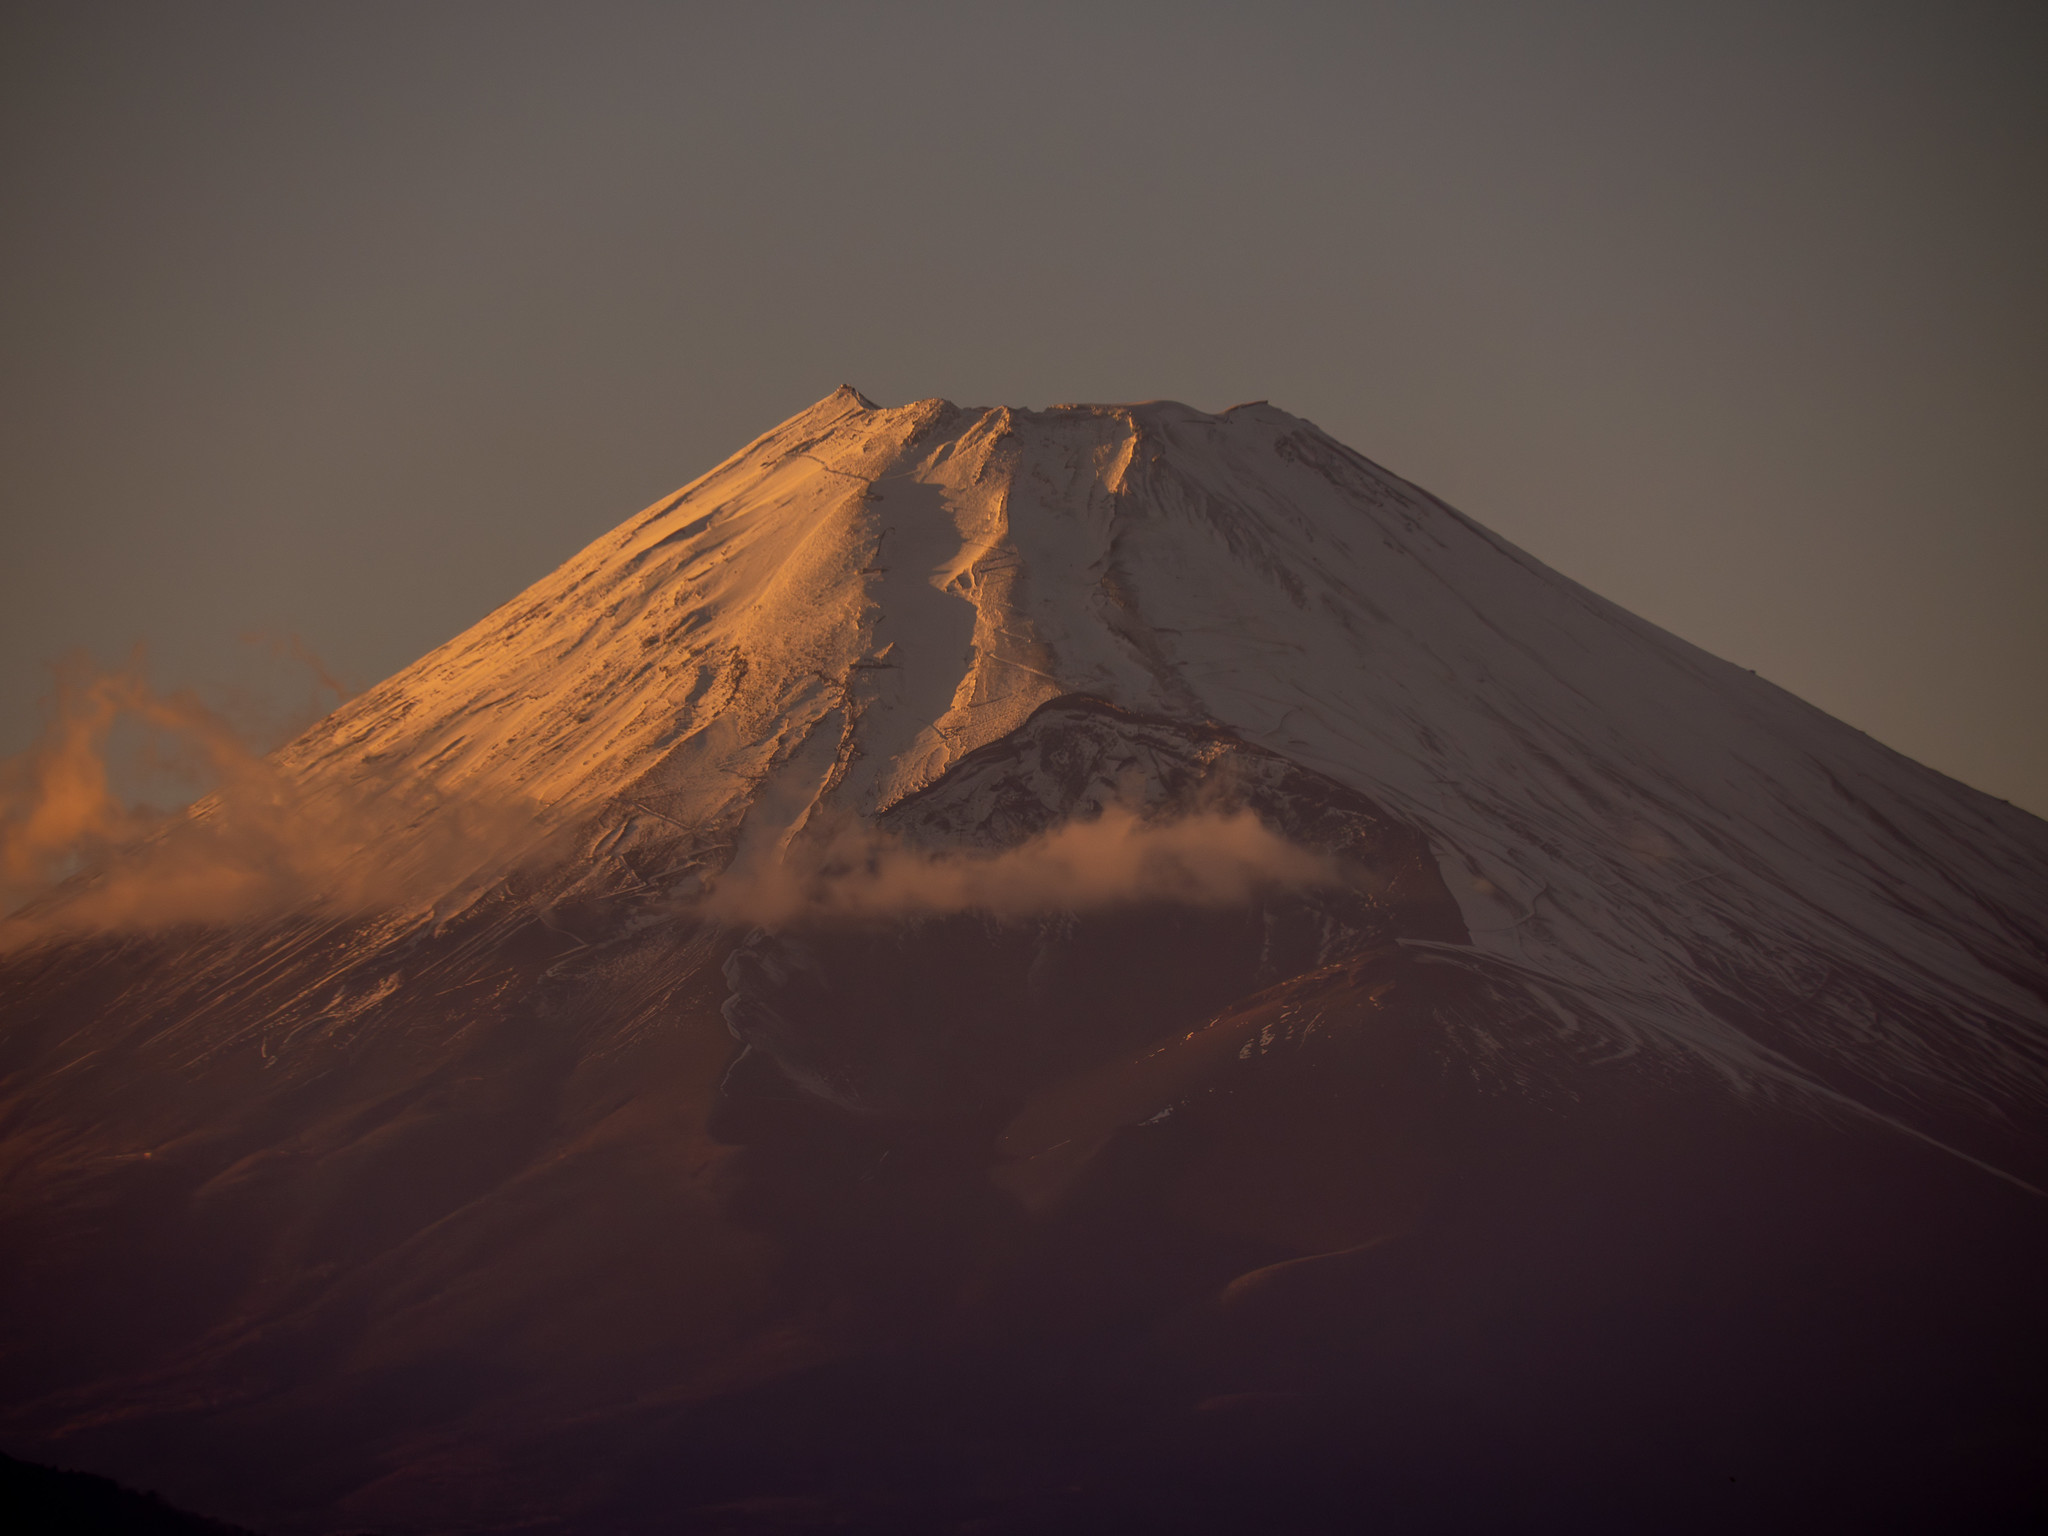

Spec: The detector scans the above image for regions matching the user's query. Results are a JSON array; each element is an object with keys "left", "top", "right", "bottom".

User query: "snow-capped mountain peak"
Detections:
[{"left": 262, "top": 388, "right": 2048, "bottom": 1172}]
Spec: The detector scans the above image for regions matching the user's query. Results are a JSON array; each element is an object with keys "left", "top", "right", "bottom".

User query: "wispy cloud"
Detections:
[
  {"left": 706, "top": 804, "right": 1343, "bottom": 928},
  {"left": 0, "top": 653, "right": 531, "bottom": 949}
]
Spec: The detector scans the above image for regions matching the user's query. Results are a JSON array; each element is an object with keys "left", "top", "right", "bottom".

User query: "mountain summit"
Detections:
[{"left": 4, "top": 391, "right": 2046, "bottom": 1533}]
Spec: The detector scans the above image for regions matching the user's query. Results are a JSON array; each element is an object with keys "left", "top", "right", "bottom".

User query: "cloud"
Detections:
[
  {"left": 240, "top": 629, "right": 357, "bottom": 709},
  {"left": 0, "top": 653, "right": 533, "bottom": 949},
  {"left": 1, "top": 656, "right": 1339, "bottom": 948},
  {"left": 705, "top": 804, "right": 1344, "bottom": 928}
]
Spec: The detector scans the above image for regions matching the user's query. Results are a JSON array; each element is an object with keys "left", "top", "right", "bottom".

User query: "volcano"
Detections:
[{"left": 3, "top": 389, "right": 2045, "bottom": 1533}]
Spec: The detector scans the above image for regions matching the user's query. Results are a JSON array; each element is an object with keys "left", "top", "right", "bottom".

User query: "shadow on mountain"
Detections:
[{"left": 631, "top": 943, "right": 2048, "bottom": 1535}]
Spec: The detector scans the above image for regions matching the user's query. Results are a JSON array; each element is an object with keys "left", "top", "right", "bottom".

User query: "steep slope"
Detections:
[{"left": 2, "top": 389, "right": 2045, "bottom": 1534}]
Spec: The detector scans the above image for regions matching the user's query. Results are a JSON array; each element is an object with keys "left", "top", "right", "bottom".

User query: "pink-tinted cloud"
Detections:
[{"left": 0, "top": 654, "right": 531, "bottom": 949}]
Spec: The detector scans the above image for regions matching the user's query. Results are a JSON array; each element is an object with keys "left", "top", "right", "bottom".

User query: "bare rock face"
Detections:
[{"left": 2, "top": 391, "right": 2045, "bottom": 1534}]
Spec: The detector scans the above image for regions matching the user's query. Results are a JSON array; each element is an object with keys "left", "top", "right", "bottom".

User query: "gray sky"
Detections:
[{"left": 4, "top": 0, "right": 2044, "bottom": 813}]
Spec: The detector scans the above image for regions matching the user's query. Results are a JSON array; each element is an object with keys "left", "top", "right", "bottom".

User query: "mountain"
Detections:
[
  {"left": 2, "top": 388, "right": 2045, "bottom": 1534},
  {"left": 1, "top": 1450, "right": 265, "bottom": 1536}
]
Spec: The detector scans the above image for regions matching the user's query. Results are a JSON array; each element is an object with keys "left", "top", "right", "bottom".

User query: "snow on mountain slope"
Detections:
[{"left": 273, "top": 385, "right": 2048, "bottom": 1176}]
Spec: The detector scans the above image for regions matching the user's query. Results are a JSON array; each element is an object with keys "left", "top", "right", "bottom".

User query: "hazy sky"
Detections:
[{"left": 4, "top": 1, "right": 2044, "bottom": 813}]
